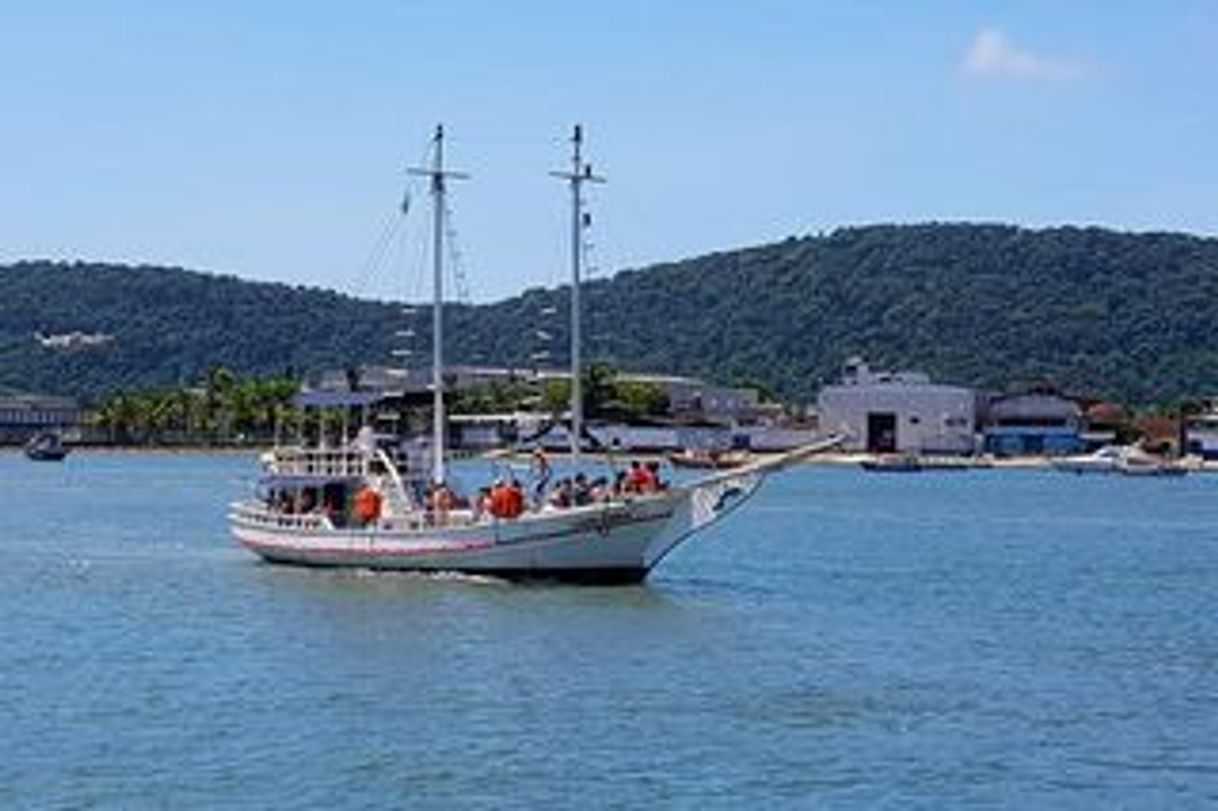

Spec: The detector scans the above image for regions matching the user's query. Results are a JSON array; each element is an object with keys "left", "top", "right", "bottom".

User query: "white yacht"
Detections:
[
  {"left": 1051, "top": 445, "right": 1127, "bottom": 474},
  {"left": 1053, "top": 445, "right": 1187, "bottom": 477}
]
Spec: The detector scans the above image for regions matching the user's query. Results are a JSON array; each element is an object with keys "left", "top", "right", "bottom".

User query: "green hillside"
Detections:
[{"left": 3, "top": 223, "right": 1217, "bottom": 405}]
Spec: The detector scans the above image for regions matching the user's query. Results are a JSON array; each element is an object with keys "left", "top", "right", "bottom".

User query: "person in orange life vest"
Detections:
[
  {"left": 353, "top": 485, "right": 383, "bottom": 526},
  {"left": 488, "top": 479, "right": 510, "bottom": 519},
  {"left": 505, "top": 478, "right": 526, "bottom": 518}
]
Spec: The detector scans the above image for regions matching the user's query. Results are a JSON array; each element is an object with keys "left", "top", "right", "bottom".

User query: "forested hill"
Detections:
[{"left": 3, "top": 223, "right": 1217, "bottom": 405}]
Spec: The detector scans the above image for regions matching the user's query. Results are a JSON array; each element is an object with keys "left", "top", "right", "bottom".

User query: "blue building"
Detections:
[{"left": 982, "top": 392, "right": 1084, "bottom": 456}]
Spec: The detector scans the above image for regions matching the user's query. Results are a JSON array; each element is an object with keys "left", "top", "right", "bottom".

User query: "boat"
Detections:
[
  {"left": 1115, "top": 449, "right": 1188, "bottom": 477},
  {"left": 1051, "top": 445, "right": 1126, "bottom": 474},
  {"left": 860, "top": 451, "right": 973, "bottom": 473},
  {"left": 860, "top": 452, "right": 923, "bottom": 473},
  {"left": 24, "top": 431, "right": 68, "bottom": 461},
  {"left": 1053, "top": 445, "right": 1187, "bottom": 477},
  {"left": 230, "top": 125, "right": 842, "bottom": 582},
  {"left": 668, "top": 448, "right": 751, "bottom": 470}
]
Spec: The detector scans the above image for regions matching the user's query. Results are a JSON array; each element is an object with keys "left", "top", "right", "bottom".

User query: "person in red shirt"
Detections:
[{"left": 626, "top": 461, "right": 657, "bottom": 493}]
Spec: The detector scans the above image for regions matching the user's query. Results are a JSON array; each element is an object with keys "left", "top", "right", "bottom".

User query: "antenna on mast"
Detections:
[
  {"left": 407, "top": 124, "right": 468, "bottom": 485},
  {"left": 550, "top": 124, "right": 605, "bottom": 462}
]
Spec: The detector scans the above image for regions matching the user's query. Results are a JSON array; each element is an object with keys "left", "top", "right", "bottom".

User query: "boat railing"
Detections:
[
  {"left": 231, "top": 501, "right": 335, "bottom": 531},
  {"left": 267, "top": 447, "right": 375, "bottom": 479}
]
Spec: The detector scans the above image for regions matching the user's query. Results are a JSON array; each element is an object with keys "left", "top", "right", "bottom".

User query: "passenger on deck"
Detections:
[
  {"left": 531, "top": 448, "right": 552, "bottom": 506},
  {"left": 611, "top": 470, "right": 628, "bottom": 500},
  {"left": 473, "top": 486, "right": 492, "bottom": 522},
  {"left": 549, "top": 478, "right": 573, "bottom": 509},
  {"left": 505, "top": 478, "right": 526, "bottom": 518},
  {"left": 626, "top": 461, "right": 656, "bottom": 493},
  {"left": 646, "top": 460, "right": 666, "bottom": 491},
  {"left": 325, "top": 494, "right": 345, "bottom": 527},
  {"left": 588, "top": 476, "right": 610, "bottom": 503},
  {"left": 353, "top": 484, "right": 383, "bottom": 526},
  {"left": 572, "top": 473, "right": 592, "bottom": 506},
  {"left": 488, "top": 479, "right": 509, "bottom": 519},
  {"left": 429, "top": 482, "right": 456, "bottom": 525}
]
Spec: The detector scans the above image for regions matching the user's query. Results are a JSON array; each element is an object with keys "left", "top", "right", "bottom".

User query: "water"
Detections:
[{"left": 3, "top": 452, "right": 1217, "bottom": 808}]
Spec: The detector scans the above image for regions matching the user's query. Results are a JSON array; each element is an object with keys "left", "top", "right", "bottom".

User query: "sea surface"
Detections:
[{"left": 2, "top": 452, "right": 1217, "bottom": 809}]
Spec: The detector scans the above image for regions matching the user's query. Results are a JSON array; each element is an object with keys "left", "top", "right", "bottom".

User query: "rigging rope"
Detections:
[{"left": 443, "top": 199, "right": 473, "bottom": 305}]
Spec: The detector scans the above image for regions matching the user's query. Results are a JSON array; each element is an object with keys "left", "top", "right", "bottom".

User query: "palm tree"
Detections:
[{"left": 205, "top": 366, "right": 238, "bottom": 443}]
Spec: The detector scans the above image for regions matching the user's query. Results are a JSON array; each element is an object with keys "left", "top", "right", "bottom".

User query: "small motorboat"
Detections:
[
  {"left": 1051, "top": 446, "right": 1126, "bottom": 474},
  {"left": 1053, "top": 445, "right": 1187, "bottom": 477},
  {"left": 860, "top": 451, "right": 973, "bottom": 473},
  {"left": 1116, "top": 449, "right": 1188, "bottom": 477},
  {"left": 25, "top": 431, "right": 69, "bottom": 462},
  {"left": 860, "top": 452, "right": 924, "bottom": 473}
]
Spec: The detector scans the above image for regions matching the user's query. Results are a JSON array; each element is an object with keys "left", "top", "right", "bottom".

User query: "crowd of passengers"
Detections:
[
  {"left": 268, "top": 453, "right": 667, "bottom": 527},
  {"left": 426, "top": 457, "right": 667, "bottom": 523}
]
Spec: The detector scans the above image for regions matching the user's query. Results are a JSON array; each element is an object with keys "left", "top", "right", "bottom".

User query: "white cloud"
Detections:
[{"left": 962, "top": 28, "right": 1092, "bottom": 81}]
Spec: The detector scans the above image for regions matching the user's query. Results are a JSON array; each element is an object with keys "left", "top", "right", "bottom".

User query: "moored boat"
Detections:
[
  {"left": 668, "top": 448, "right": 751, "bottom": 470},
  {"left": 1051, "top": 445, "right": 1125, "bottom": 474},
  {"left": 24, "top": 431, "right": 68, "bottom": 462},
  {"left": 1053, "top": 445, "right": 1187, "bottom": 477},
  {"left": 860, "top": 452, "right": 923, "bottom": 473},
  {"left": 860, "top": 452, "right": 973, "bottom": 473},
  {"left": 1116, "top": 449, "right": 1188, "bottom": 477}
]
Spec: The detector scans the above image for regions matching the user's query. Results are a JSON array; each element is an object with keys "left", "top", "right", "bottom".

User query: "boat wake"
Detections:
[{"left": 347, "top": 568, "right": 510, "bottom": 587}]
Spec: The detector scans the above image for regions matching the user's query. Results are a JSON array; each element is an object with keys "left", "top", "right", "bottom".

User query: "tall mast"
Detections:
[
  {"left": 409, "top": 124, "right": 467, "bottom": 484},
  {"left": 551, "top": 124, "right": 604, "bottom": 461}
]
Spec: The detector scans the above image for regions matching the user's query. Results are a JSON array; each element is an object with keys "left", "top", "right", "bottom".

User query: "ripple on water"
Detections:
[{"left": 2, "top": 456, "right": 1217, "bottom": 807}]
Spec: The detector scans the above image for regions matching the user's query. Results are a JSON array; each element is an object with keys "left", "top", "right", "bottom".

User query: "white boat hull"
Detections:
[{"left": 234, "top": 492, "right": 700, "bottom": 583}]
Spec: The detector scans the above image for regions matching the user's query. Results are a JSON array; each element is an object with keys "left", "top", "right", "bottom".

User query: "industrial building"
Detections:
[{"left": 817, "top": 361, "right": 977, "bottom": 454}]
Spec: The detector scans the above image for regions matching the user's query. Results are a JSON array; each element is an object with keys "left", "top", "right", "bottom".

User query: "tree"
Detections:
[{"left": 612, "top": 380, "right": 669, "bottom": 418}]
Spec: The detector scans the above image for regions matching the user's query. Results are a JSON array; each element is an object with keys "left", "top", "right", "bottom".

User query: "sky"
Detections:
[{"left": 2, "top": 1, "right": 1217, "bottom": 303}]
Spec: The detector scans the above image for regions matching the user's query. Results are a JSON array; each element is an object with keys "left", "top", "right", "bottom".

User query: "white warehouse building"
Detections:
[{"left": 817, "top": 361, "right": 977, "bottom": 454}]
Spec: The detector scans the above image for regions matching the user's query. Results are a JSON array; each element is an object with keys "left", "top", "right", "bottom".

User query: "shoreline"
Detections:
[{"left": 6, "top": 445, "right": 1216, "bottom": 473}]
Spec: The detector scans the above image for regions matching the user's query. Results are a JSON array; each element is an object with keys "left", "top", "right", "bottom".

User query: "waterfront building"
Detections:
[
  {"left": 316, "top": 364, "right": 534, "bottom": 395},
  {"left": 1186, "top": 404, "right": 1218, "bottom": 460},
  {"left": 981, "top": 391, "right": 1084, "bottom": 456},
  {"left": 0, "top": 393, "right": 83, "bottom": 443},
  {"left": 316, "top": 365, "right": 767, "bottom": 429},
  {"left": 817, "top": 360, "right": 976, "bottom": 454}
]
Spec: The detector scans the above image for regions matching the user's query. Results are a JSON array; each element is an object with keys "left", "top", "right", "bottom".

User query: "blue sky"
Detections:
[{"left": 2, "top": 2, "right": 1216, "bottom": 302}]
